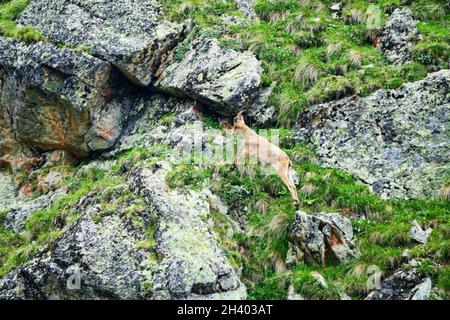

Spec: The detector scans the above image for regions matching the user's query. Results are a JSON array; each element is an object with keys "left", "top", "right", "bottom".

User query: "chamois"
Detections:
[{"left": 221, "top": 111, "right": 300, "bottom": 208}]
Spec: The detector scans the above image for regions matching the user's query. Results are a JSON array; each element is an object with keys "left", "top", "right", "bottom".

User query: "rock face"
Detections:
[
  {"left": 2, "top": 3, "right": 273, "bottom": 169},
  {"left": 129, "top": 163, "right": 246, "bottom": 300},
  {"left": 4, "top": 189, "right": 66, "bottom": 233},
  {"left": 234, "top": 0, "right": 257, "bottom": 19},
  {"left": 287, "top": 211, "right": 358, "bottom": 267},
  {"left": 1, "top": 0, "right": 274, "bottom": 169},
  {"left": 110, "top": 98, "right": 245, "bottom": 300},
  {"left": 380, "top": 8, "right": 421, "bottom": 65},
  {"left": 112, "top": 94, "right": 198, "bottom": 154},
  {"left": 366, "top": 269, "right": 432, "bottom": 300},
  {"left": 155, "top": 36, "right": 274, "bottom": 124},
  {"left": 295, "top": 70, "right": 450, "bottom": 199},
  {"left": 0, "top": 37, "right": 133, "bottom": 170},
  {"left": 0, "top": 189, "right": 152, "bottom": 300},
  {"left": 18, "top": 0, "right": 184, "bottom": 86},
  {"left": 0, "top": 171, "right": 16, "bottom": 212}
]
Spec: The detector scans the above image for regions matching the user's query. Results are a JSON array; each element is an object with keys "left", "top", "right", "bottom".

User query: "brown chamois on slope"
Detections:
[{"left": 220, "top": 111, "right": 300, "bottom": 208}]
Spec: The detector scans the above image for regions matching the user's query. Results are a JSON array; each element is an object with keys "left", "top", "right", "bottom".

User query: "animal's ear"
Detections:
[{"left": 219, "top": 119, "right": 232, "bottom": 129}]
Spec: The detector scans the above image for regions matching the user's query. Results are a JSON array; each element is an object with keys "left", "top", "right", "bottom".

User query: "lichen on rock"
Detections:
[
  {"left": 129, "top": 163, "right": 246, "bottom": 300},
  {"left": 0, "top": 187, "right": 153, "bottom": 300},
  {"left": 380, "top": 8, "right": 421, "bottom": 65},
  {"left": 288, "top": 211, "right": 359, "bottom": 267},
  {"left": 17, "top": 0, "right": 185, "bottom": 86},
  {"left": 0, "top": 170, "right": 16, "bottom": 212},
  {"left": 365, "top": 268, "right": 432, "bottom": 300},
  {"left": 155, "top": 36, "right": 274, "bottom": 125},
  {"left": 295, "top": 70, "right": 450, "bottom": 199}
]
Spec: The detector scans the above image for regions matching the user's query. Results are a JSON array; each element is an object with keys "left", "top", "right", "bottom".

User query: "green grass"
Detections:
[
  {"left": 0, "top": 0, "right": 448, "bottom": 300},
  {"left": 166, "top": 164, "right": 212, "bottom": 190},
  {"left": 0, "top": 0, "right": 43, "bottom": 41},
  {"left": 0, "top": 165, "right": 127, "bottom": 276},
  {"left": 162, "top": 0, "right": 449, "bottom": 126},
  {"left": 1, "top": 135, "right": 448, "bottom": 299},
  {"left": 165, "top": 126, "right": 450, "bottom": 299},
  {"left": 158, "top": 1, "right": 450, "bottom": 297}
]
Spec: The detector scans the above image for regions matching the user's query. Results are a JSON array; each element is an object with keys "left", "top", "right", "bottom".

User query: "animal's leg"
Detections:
[
  {"left": 278, "top": 161, "right": 300, "bottom": 207},
  {"left": 233, "top": 148, "right": 248, "bottom": 167},
  {"left": 322, "top": 247, "right": 327, "bottom": 269},
  {"left": 287, "top": 162, "right": 300, "bottom": 208}
]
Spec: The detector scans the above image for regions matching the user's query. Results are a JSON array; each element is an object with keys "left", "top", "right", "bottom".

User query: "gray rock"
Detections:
[
  {"left": 0, "top": 195, "right": 151, "bottom": 300},
  {"left": 409, "top": 220, "right": 433, "bottom": 244},
  {"left": 0, "top": 37, "right": 133, "bottom": 169},
  {"left": 18, "top": 0, "right": 184, "bottom": 86},
  {"left": 310, "top": 272, "right": 328, "bottom": 288},
  {"left": 234, "top": 0, "right": 257, "bottom": 20},
  {"left": 409, "top": 259, "right": 422, "bottom": 268},
  {"left": 330, "top": 2, "right": 343, "bottom": 19},
  {"left": 411, "top": 278, "right": 432, "bottom": 300},
  {"left": 316, "top": 212, "right": 354, "bottom": 241},
  {"left": 289, "top": 211, "right": 358, "bottom": 267},
  {"left": 380, "top": 8, "right": 421, "bottom": 65},
  {"left": 290, "top": 211, "right": 326, "bottom": 265},
  {"left": 366, "top": 269, "right": 432, "bottom": 300},
  {"left": 0, "top": 170, "right": 16, "bottom": 212},
  {"left": 331, "top": 2, "right": 343, "bottom": 11},
  {"left": 155, "top": 36, "right": 274, "bottom": 124},
  {"left": 129, "top": 163, "right": 246, "bottom": 300},
  {"left": 295, "top": 70, "right": 450, "bottom": 199},
  {"left": 40, "top": 171, "right": 63, "bottom": 192},
  {"left": 112, "top": 94, "right": 197, "bottom": 154},
  {"left": 4, "top": 189, "right": 67, "bottom": 232},
  {"left": 287, "top": 285, "right": 305, "bottom": 300}
]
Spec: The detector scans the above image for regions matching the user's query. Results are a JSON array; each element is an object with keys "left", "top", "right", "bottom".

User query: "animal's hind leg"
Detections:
[
  {"left": 277, "top": 161, "right": 300, "bottom": 207},
  {"left": 233, "top": 148, "right": 248, "bottom": 167}
]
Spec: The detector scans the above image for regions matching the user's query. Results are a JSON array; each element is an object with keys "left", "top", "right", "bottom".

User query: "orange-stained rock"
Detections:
[{"left": 0, "top": 37, "right": 132, "bottom": 169}]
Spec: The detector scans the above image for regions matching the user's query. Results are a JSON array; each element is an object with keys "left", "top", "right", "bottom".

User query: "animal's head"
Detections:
[
  {"left": 219, "top": 119, "right": 235, "bottom": 134},
  {"left": 233, "top": 111, "right": 247, "bottom": 129}
]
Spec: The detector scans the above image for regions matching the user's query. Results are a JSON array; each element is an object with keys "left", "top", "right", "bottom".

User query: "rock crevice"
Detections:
[{"left": 18, "top": 0, "right": 186, "bottom": 86}]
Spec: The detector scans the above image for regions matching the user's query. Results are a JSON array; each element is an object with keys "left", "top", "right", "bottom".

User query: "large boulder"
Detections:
[
  {"left": 380, "top": 8, "right": 421, "bottom": 65},
  {"left": 17, "top": 0, "right": 184, "bottom": 86},
  {"left": 155, "top": 36, "right": 274, "bottom": 125},
  {"left": 366, "top": 269, "right": 432, "bottom": 300},
  {"left": 294, "top": 70, "right": 450, "bottom": 199},
  {"left": 0, "top": 37, "right": 133, "bottom": 170},
  {"left": 0, "top": 188, "right": 152, "bottom": 300},
  {"left": 287, "top": 211, "right": 358, "bottom": 267},
  {"left": 129, "top": 163, "right": 247, "bottom": 300}
]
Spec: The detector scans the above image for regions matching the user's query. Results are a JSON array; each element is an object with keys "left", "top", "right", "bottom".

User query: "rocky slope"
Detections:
[
  {"left": 0, "top": 0, "right": 449, "bottom": 300},
  {"left": 295, "top": 70, "right": 450, "bottom": 200}
]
